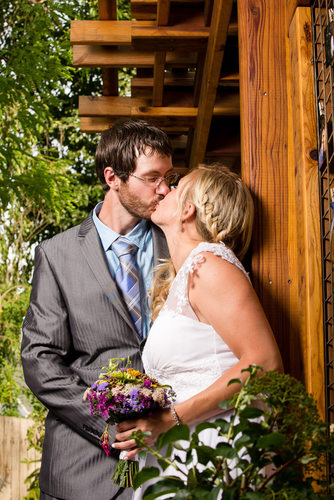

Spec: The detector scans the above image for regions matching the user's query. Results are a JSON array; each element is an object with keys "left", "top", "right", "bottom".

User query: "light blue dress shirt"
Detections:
[{"left": 93, "top": 202, "right": 153, "bottom": 338}]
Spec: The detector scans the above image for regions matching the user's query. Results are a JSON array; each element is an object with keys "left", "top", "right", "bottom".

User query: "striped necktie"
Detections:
[{"left": 112, "top": 237, "right": 142, "bottom": 336}]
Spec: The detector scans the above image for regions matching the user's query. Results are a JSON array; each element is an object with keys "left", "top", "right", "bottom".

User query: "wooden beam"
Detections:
[
  {"left": 131, "top": 72, "right": 238, "bottom": 91},
  {"left": 98, "top": 1, "right": 118, "bottom": 96},
  {"left": 288, "top": 7, "right": 325, "bottom": 416},
  {"left": 71, "top": 20, "right": 209, "bottom": 50},
  {"left": 79, "top": 96, "right": 238, "bottom": 128},
  {"left": 78, "top": 95, "right": 239, "bottom": 118},
  {"left": 131, "top": 72, "right": 196, "bottom": 89},
  {"left": 80, "top": 116, "right": 190, "bottom": 134},
  {"left": 72, "top": 45, "right": 198, "bottom": 68},
  {"left": 102, "top": 68, "right": 118, "bottom": 96},
  {"left": 157, "top": 0, "right": 171, "bottom": 25},
  {"left": 70, "top": 20, "right": 155, "bottom": 45},
  {"left": 131, "top": 0, "right": 156, "bottom": 20},
  {"left": 189, "top": 0, "right": 234, "bottom": 168},
  {"left": 152, "top": 51, "right": 166, "bottom": 106},
  {"left": 204, "top": 0, "right": 214, "bottom": 26},
  {"left": 98, "top": 0, "right": 117, "bottom": 19},
  {"left": 131, "top": 25, "right": 210, "bottom": 51},
  {"left": 79, "top": 96, "right": 198, "bottom": 126}
]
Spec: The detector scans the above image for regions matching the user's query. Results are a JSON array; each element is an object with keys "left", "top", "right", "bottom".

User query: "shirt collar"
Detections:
[{"left": 93, "top": 202, "right": 150, "bottom": 251}]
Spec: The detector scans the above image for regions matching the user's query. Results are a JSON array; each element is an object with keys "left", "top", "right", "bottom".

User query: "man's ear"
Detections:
[
  {"left": 181, "top": 202, "right": 196, "bottom": 222},
  {"left": 104, "top": 166, "right": 120, "bottom": 190}
]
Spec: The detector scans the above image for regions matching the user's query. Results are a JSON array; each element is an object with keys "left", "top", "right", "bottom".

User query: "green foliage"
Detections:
[
  {"left": 0, "top": 0, "right": 106, "bottom": 497},
  {"left": 133, "top": 366, "right": 334, "bottom": 499}
]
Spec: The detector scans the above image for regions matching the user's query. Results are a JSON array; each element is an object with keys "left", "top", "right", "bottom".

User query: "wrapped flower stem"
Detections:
[{"left": 111, "top": 451, "right": 139, "bottom": 488}]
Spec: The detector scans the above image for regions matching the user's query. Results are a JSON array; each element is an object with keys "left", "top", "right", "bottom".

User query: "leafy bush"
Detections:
[{"left": 133, "top": 366, "right": 334, "bottom": 499}]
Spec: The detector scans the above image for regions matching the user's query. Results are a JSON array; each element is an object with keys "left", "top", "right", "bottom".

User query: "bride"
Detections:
[{"left": 112, "top": 163, "right": 283, "bottom": 490}]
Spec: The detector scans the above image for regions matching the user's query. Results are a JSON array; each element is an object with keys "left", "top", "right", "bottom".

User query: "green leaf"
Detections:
[
  {"left": 132, "top": 467, "right": 160, "bottom": 489},
  {"left": 234, "top": 433, "right": 252, "bottom": 451},
  {"left": 207, "top": 484, "right": 223, "bottom": 500},
  {"left": 195, "top": 444, "right": 216, "bottom": 465},
  {"left": 219, "top": 400, "right": 230, "bottom": 409},
  {"left": 195, "top": 421, "right": 219, "bottom": 434},
  {"left": 142, "top": 478, "right": 184, "bottom": 500},
  {"left": 222, "top": 486, "right": 239, "bottom": 499},
  {"left": 215, "top": 442, "right": 238, "bottom": 459},
  {"left": 256, "top": 432, "right": 286, "bottom": 449},
  {"left": 239, "top": 407, "right": 264, "bottom": 419},
  {"left": 243, "top": 492, "right": 266, "bottom": 499},
  {"left": 155, "top": 424, "right": 190, "bottom": 450},
  {"left": 227, "top": 378, "right": 242, "bottom": 387},
  {"left": 157, "top": 458, "right": 170, "bottom": 472}
]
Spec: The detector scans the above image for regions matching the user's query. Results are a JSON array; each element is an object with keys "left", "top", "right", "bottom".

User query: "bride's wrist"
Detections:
[{"left": 170, "top": 405, "right": 181, "bottom": 426}]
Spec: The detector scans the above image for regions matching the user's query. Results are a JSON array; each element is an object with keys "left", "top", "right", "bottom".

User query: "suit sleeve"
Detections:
[{"left": 21, "top": 244, "right": 117, "bottom": 451}]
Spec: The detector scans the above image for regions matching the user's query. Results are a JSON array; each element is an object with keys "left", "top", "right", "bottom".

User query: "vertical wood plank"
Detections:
[
  {"left": 0, "top": 417, "right": 41, "bottom": 499},
  {"left": 286, "top": 0, "right": 312, "bottom": 36},
  {"left": 189, "top": 0, "right": 234, "bottom": 168},
  {"left": 99, "top": 0, "right": 118, "bottom": 96},
  {"left": 98, "top": 0, "right": 117, "bottom": 19},
  {"left": 288, "top": 7, "right": 325, "bottom": 417},
  {"left": 157, "top": 0, "right": 171, "bottom": 26},
  {"left": 152, "top": 51, "right": 166, "bottom": 106},
  {"left": 238, "top": 0, "right": 292, "bottom": 369}
]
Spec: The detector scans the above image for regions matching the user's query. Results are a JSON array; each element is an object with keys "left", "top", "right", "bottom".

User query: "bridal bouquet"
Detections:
[{"left": 84, "top": 358, "right": 176, "bottom": 487}]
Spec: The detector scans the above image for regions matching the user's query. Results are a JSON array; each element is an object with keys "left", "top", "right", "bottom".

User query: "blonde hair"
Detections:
[{"left": 150, "top": 164, "right": 254, "bottom": 321}]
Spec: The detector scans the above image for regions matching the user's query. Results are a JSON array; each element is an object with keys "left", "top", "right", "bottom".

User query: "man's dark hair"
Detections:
[{"left": 95, "top": 119, "right": 173, "bottom": 192}]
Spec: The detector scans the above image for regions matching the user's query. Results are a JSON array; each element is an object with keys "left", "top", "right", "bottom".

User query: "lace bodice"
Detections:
[
  {"left": 142, "top": 242, "right": 248, "bottom": 403},
  {"left": 164, "top": 241, "right": 249, "bottom": 321}
]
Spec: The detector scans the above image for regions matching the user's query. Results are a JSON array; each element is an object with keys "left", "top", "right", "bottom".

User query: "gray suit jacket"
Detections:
[{"left": 21, "top": 213, "right": 169, "bottom": 500}]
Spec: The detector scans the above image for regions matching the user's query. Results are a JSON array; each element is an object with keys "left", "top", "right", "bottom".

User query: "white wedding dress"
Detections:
[{"left": 133, "top": 241, "right": 249, "bottom": 499}]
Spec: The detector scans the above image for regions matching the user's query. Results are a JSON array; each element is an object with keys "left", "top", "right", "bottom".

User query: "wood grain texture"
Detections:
[
  {"left": 152, "top": 51, "right": 166, "bottom": 106},
  {"left": 289, "top": 7, "right": 325, "bottom": 417},
  {"left": 78, "top": 95, "right": 239, "bottom": 118},
  {"left": 72, "top": 45, "right": 198, "bottom": 68},
  {"left": 238, "top": 0, "right": 292, "bottom": 370},
  {"left": 189, "top": 0, "right": 234, "bottom": 168},
  {"left": 70, "top": 20, "right": 155, "bottom": 45},
  {"left": 80, "top": 116, "right": 189, "bottom": 134},
  {"left": 0, "top": 417, "right": 41, "bottom": 499},
  {"left": 286, "top": 0, "right": 312, "bottom": 35},
  {"left": 98, "top": 0, "right": 117, "bottom": 20}
]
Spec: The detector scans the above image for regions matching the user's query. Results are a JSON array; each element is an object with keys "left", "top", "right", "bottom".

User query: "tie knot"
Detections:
[{"left": 112, "top": 237, "right": 137, "bottom": 258}]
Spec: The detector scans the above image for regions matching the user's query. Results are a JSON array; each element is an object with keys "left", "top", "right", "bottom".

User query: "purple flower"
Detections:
[
  {"left": 97, "top": 382, "right": 109, "bottom": 392},
  {"left": 129, "top": 388, "right": 139, "bottom": 399},
  {"left": 144, "top": 380, "right": 151, "bottom": 388}
]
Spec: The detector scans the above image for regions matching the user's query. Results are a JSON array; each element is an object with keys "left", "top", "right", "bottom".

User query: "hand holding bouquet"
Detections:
[{"left": 84, "top": 358, "right": 175, "bottom": 487}]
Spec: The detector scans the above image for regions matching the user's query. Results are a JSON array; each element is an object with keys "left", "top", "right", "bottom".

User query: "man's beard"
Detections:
[{"left": 118, "top": 183, "right": 163, "bottom": 220}]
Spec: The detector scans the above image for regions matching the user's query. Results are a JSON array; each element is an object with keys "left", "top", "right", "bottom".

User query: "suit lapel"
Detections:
[{"left": 78, "top": 214, "right": 137, "bottom": 334}]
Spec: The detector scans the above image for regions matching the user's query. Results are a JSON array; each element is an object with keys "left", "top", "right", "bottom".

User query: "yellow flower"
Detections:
[{"left": 127, "top": 368, "right": 140, "bottom": 377}]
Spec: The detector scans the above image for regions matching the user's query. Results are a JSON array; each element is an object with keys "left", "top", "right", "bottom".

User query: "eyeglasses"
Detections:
[{"left": 130, "top": 172, "right": 180, "bottom": 189}]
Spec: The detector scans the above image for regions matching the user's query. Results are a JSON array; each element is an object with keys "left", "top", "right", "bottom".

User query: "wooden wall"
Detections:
[
  {"left": 238, "top": 0, "right": 324, "bottom": 417},
  {"left": 0, "top": 417, "right": 41, "bottom": 500}
]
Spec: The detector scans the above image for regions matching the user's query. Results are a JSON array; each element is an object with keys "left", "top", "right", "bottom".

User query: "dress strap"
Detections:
[{"left": 164, "top": 241, "right": 250, "bottom": 319}]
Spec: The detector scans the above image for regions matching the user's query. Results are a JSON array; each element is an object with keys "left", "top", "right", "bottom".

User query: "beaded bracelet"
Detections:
[{"left": 170, "top": 405, "right": 181, "bottom": 426}]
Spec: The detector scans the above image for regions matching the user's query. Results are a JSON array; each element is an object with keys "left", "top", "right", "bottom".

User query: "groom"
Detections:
[{"left": 21, "top": 119, "right": 174, "bottom": 500}]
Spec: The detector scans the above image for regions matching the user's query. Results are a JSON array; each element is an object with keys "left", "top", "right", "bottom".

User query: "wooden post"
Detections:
[
  {"left": 238, "top": 0, "right": 295, "bottom": 373},
  {"left": 239, "top": 0, "right": 325, "bottom": 416},
  {"left": 288, "top": 7, "right": 325, "bottom": 417}
]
